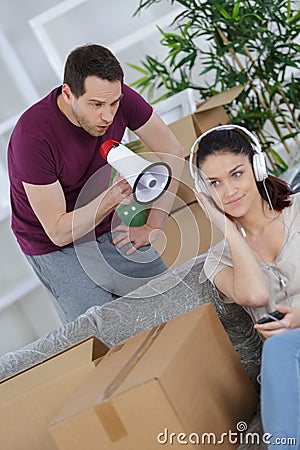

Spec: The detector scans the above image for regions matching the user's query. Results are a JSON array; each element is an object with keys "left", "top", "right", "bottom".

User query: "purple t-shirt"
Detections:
[{"left": 8, "top": 84, "right": 152, "bottom": 255}]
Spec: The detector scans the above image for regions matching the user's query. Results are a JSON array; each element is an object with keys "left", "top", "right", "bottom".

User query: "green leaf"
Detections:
[
  {"left": 270, "top": 149, "right": 288, "bottom": 171},
  {"left": 126, "top": 63, "right": 149, "bottom": 74},
  {"left": 232, "top": 1, "right": 240, "bottom": 20},
  {"left": 287, "top": 9, "right": 300, "bottom": 24},
  {"left": 129, "top": 0, "right": 299, "bottom": 172},
  {"left": 216, "top": 8, "right": 232, "bottom": 20}
]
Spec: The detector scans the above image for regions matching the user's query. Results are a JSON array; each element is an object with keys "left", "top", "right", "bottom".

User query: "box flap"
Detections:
[
  {"left": 49, "top": 326, "right": 165, "bottom": 424},
  {"left": 0, "top": 336, "right": 109, "bottom": 401},
  {"left": 196, "top": 85, "right": 245, "bottom": 112},
  {"left": 50, "top": 305, "right": 216, "bottom": 426},
  {"left": 159, "top": 303, "right": 258, "bottom": 434},
  {"left": 50, "top": 304, "right": 258, "bottom": 450},
  {"left": 114, "top": 304, "right": 214, "bottom": 395}
]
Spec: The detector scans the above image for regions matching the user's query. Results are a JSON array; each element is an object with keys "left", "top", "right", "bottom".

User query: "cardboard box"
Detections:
[
  {"left": 49, "top": 304, "right": 258, "bottom": 450},
  {"left": 153, "top": 202, "right": 223, "bottom": 268},
  {"left": 168, "top": 155, "right": 197, "bottom": 211},
  {"left": 129, "top": 85, "right": 244, "bottom": 158},
  {"left": 0, "top": 337, "right": 109, "bottom": 450},
  {"left": 172, "top": 85, "right": 245, "bottom": 157}
]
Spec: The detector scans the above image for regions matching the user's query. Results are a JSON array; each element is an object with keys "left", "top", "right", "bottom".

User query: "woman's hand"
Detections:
[
  {"left": 254, "top": 305, "right": 300, "bottom": 339},
  {"left": 194, "top": 190, "right": 233, "bottom": 235}
]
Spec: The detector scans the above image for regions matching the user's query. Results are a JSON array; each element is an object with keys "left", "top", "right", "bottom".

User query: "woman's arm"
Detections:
[{"left": 196, "top": 191, "right": 269, "bottom": 307}]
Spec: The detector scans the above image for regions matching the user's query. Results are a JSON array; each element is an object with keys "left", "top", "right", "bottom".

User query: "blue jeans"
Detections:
[{"left": 261, "top": 328, "right": 300, "bottom": 449}]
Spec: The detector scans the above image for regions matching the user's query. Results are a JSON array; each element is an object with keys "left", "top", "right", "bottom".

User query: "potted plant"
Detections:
[{"left": 129, "top": 0, "right": 300, "bottom": 174}]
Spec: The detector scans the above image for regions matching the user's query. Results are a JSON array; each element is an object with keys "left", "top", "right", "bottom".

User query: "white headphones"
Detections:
[{"left": 189, "top": 124, "right": 268, "bottom": 193}]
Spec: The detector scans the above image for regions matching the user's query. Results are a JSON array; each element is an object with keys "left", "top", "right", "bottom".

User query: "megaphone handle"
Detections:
[
  {"left": 109, "top": 167, "right": 117, "bottom": 187},
  {"left": 108, "top": 167, "right": 147, "bottom": 227}
]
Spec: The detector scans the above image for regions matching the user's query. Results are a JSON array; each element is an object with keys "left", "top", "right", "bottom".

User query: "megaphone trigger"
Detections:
[{"left": 100, "top": 140, "right": 172, "bottom": 205}]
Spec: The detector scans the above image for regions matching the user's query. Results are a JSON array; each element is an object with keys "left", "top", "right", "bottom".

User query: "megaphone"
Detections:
[{"left": 100, "top": 140, "right": 172, "bottom": 204}]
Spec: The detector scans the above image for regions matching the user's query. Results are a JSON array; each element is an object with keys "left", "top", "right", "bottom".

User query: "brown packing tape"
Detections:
[
  {"left": 95, "top": 323, "right": 166, "bottom": 442},
  {"left": 95, "top": 401, "right": 128, "bottom": 443},
  {"left": 97, "top": 323, "right": 166, "bottom": 403}
]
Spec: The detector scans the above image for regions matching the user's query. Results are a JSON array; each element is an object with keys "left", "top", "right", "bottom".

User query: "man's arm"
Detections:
[
  {"left": 112, "top": 111, "right": 185, "bottom": 254},
  {"left": 23, "top": 175, "right": 132, "bottom": 247},
  {"left": 135, "top": 111, "right": 185, "bottom": 226}
]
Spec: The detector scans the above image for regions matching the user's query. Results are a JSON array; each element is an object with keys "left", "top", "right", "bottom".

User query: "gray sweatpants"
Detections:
[{"left": 26, "top": 232, "right": 167, "bottom": 324}]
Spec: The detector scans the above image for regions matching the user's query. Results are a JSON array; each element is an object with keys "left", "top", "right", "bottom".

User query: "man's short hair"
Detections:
[{"left": 63, "top": 44, "right": 124, "bottom": 97}]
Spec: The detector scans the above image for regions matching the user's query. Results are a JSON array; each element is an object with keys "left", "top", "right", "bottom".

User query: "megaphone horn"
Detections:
[{"left": 100, "top": 140, "right": 172, "bottom": 205}]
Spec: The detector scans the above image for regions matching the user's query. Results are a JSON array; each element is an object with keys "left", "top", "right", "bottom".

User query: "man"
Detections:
[{"left": 8, "top": 44, "right": 184, "bottom": 323}]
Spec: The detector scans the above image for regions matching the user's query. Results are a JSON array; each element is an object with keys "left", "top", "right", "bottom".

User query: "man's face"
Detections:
[{"left": 67, "top": 76, "right": 122, "bottom": 137}]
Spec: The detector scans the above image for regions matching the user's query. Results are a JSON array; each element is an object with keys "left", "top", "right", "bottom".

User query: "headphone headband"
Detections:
[
  {"left": 189, "top": 124, "right": 267, "bottom": 187},
  {"left": 190, "top": 124, "right": 262, "bottom": 159}
]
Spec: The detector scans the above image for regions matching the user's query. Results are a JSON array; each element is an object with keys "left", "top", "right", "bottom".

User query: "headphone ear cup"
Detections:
[
  {"left": 195, "top": 178, "right": 203, "bottom": 193},
  {"left": 195, "top": 175, "right": 210, "bottom": 195},
  {"left": 253, "top": 152, "right": 268, "bottom": 181}
]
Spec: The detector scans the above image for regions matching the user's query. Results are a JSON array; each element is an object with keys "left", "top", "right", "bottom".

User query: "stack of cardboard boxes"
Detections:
[{"left": 0, "top": 304, "right": 258, "bottom": 449}]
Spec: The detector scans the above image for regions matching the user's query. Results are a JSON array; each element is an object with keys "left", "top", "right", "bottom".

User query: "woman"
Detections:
[
  {"left": 260, "top": 308, "right": 300, "bottom": 448},
  {"left": 190, "top": 124, "right": 300, "bottom": 336},
  {"left": 191, "top": 124, "right": 300, "bottom": 447}
]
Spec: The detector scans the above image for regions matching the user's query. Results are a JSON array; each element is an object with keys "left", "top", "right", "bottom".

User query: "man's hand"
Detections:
[
  {"left": 108, "top": 172, "right": 133, "bottom": 206},
  {"left": 111, "top": 223, "right": 161, "bottom": 255},
  {"left": 254, "top": 305, "right": 300, "bottom": 339}
]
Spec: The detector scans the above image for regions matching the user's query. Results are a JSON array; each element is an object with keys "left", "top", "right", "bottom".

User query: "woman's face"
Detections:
[{"left": 199, "top": 151, "right": 261, "bottom": 217}]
